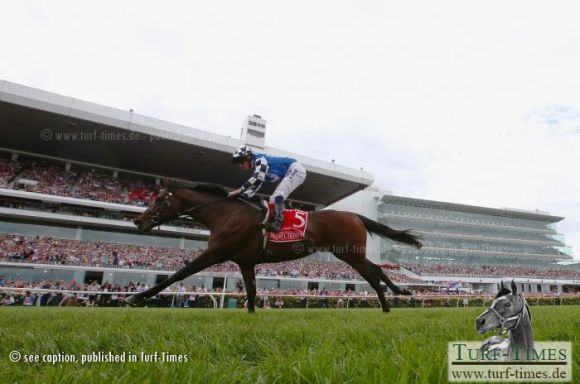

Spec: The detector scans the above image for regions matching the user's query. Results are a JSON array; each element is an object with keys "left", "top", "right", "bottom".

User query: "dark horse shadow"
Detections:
[
  {"left": 476, "top": 280, "right": 534, "bottom": 360},
  {"left": 129, "top": 180, "right": 422, "bottom": 313}
]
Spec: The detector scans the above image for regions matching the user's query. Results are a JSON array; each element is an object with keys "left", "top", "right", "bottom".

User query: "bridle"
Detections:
[
  {"left": 149, "top": 191, "right": 259, "bottom": 226},
  {"left": 150, "top": 191, "right": 225, "bottom": 224},
  {"left": 486, "top": 294, "right": 530, "bottom": 335}
]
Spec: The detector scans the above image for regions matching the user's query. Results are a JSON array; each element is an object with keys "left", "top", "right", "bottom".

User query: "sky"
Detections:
[{"left": 1, "top": 1, "right": 579, "bottom": 258}]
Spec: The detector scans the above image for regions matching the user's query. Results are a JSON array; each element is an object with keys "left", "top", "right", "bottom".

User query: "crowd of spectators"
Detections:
[
  {"left": 2, "top": 234, "right": 578, "bottom": 282},
  {"left": 0, "top": 278, "right": 380, "bottom": 308},
  {"left": 403, "top": 262, "right": 580, "bottom": 280},
  {"left": 17, "top": 164, "right": 77, "bottom": 196},
  {"left": 0, "top": 279, "right": 370, "bottom": 298},
  {"left": 2, "top": 152, "right": 579, "bottom": 310},
  {"left": 1, "top": 157, "right": 156, "bottom": 206},
  {"left": 204, "top": 260, "right": 421, "bottom": 283},
  {"left": 73, "top": 171, "right": 127, "bottom": 203},
  {"left": 0, "top": 278, "right": 216, "bottom": 307},
  {"left": 255, "top": 260, "right": 422, "bottom": 283},
  {"left": 2, "top": 278, "right": 574, "bottom": 308},
  {"left": 0, "top": 159, "right": 20, "bottom": 187},
  {"left": 0, "top": 235, "right": 423, "bottom": 282},
  {"left": 204, "top": 260, "right": 370, "bottom": 280},
  {"left": 2, "top": 158, "right": 579, "bottom": 284},
  {"left": 0, "top": 234, "right": 195, "bottom": 271},
  {"left": 0, "top": 199, "right": 204, "bottom": 231}
]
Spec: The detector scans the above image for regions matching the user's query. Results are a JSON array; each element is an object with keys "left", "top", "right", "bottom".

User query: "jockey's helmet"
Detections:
[{"left": 232, "top": 145, "right": 253, "bottom": 164}]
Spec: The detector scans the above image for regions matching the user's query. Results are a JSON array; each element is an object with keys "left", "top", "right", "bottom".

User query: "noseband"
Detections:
[
  {"left": 486, "top": 295, "right": 529, "bottom": 335},
  {"left": 148, "top": 191, "right": 175, "bottom": 226}
]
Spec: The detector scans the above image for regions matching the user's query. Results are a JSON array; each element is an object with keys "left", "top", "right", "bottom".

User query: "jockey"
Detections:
[{"left": 229, "top": 145, "right": 307, "bottom": 232}]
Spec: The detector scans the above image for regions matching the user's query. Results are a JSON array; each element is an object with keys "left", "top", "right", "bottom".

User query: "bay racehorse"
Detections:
[{"left": 129, "top": 180, "right": 422, "bottom": 312}]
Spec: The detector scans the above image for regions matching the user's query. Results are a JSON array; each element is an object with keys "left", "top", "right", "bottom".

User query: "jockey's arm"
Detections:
[{"left": 240, "top": 157, "right": 268, "bottom": 198}]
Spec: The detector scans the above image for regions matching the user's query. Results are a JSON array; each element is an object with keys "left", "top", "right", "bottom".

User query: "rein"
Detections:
[
  {"left": 149, "top": 189, "right": 264, "bottom": 229},
  {"left": 178, "top": 196, "right": 262, "bottom": 217},
  {"left": 149, "top": 192, "right": 228, "bottom": 226},
  {"left": 177, "top": 196, "right": 231, "bottom": 218}
]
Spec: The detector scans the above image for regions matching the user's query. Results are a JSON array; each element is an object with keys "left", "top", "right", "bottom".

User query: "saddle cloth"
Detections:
[{"left": 265, "top": 204, "right": 308, "bottom": 243}]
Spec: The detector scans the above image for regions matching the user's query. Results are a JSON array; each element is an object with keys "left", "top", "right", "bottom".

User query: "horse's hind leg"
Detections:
[
  {"left": 337, "top": 254, "right": 391, "bottom": 313},
  {"left": 367, "top": 261, "right": 411, "bottom": 295},
  {"left": 239, "top": 263, "right": 257, "bottom": 313}
]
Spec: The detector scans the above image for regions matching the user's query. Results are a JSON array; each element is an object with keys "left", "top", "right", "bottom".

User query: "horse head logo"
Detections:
[{"left": 476, "top": 280, "right": 534, "bottom": 360}]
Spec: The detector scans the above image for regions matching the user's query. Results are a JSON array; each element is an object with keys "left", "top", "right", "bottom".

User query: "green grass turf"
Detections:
[{"left": 0, "top": 306, "right": 578, "bottom": 384}]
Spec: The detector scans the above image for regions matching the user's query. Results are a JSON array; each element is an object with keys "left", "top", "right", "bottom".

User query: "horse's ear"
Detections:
[
  {"left": 511, "top": 280, "right": 518, "bottom": 295},
  {"left": 162, "top": 177, "right": 178, "bottom": 192},
  {"left": 495, "top": 281, "right": 511, "bottom": 299}
]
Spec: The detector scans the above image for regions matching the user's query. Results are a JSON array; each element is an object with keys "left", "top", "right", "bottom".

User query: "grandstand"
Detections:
[
  {"left": 0, "top": 79, "right": 579, "bottom": 305},
  {"left": 330, "top": 188, "right": 578, "bottom": 294},
  {"left": 0, "top": 80, "right": 382, "bottom": 295}
]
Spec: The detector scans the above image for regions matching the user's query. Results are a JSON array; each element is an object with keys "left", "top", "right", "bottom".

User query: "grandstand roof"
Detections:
[
  {"left": 380, "top": 195, "right": 564, "bottom": 223},
  {"left": 0, "top": 80, "right": 373, "bottom": 207}
]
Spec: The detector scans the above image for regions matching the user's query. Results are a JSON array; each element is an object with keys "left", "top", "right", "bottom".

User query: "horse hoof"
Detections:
[{"left": 125, "top": 295, "right": 144, "bottom": 307}]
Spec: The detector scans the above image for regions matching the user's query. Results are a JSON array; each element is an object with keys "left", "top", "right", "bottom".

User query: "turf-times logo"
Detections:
[
  {"left": 449, "top": 281, "right": 572, "bottom": 382},
  {"left": 448, "top": 342, "right": 572, "bottom": 382}
]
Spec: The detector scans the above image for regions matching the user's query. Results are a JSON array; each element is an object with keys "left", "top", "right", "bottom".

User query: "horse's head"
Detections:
[
  {"left": 133, "top": 179, "right": 230, "bottom": 232},
  {"left": 476, "top": 280, "right": 527, "bottom": 335},
  {"left": 134, "top": 179, "right": 183, "bottom": 232}
]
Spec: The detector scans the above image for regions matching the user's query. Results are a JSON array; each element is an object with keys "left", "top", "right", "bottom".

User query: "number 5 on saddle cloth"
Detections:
[{"left": 261, "top": 201, "right": 308, "bottom": 248}]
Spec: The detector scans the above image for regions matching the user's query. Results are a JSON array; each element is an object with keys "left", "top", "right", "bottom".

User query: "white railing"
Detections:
[{"left": 1, "top": 287, "right": 577, "bottom": 308}]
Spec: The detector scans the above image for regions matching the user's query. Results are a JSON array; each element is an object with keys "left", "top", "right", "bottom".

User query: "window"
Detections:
[{"left": 247, "top": 129, "right": 265, "bottom": 138}]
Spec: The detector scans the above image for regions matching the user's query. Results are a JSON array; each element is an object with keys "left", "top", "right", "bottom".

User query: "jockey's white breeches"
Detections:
[{"left": 269, "top": 162, "right": 307, "bottom": 203}]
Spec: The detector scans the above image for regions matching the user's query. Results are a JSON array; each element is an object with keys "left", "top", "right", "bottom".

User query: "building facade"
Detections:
[
  {"left": 328, "top": 188, "right": 573, "bottom": 266},
  {"left": 378, "top": 195, "right": 572, "bottom": 267}
]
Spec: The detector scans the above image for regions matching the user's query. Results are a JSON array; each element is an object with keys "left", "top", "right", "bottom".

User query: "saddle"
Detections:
[
  {"left": 234, "top": 197, "right": 308, "bottom": 248},
  {"left": 261, "top": 201, "right": 308, "bottom": 244}
]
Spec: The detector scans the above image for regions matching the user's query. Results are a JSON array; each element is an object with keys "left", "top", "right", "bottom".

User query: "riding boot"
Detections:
[{"left": 268, "top": 196, "right": 285, "bottom": 232}]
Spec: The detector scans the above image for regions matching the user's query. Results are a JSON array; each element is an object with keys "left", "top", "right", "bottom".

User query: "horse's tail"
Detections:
[{"left": 356, "top": 214, "right": 422, "bottom": 249}]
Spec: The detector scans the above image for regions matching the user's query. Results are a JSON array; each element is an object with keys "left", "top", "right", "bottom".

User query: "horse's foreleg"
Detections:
[
  {"left": 239, "top": 264, "right": 257, "bottom": 313},
  {"left": 126, "top": 249, "right": 222, "bottom": 306}
]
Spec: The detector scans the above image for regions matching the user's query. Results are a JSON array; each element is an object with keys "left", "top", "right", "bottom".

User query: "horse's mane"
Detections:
[
  {"left": 495, "top": 286, "right": 512, "bottom": 299},
  {"left": 173, "top": 181, "right": 229, "bottom": 197}
]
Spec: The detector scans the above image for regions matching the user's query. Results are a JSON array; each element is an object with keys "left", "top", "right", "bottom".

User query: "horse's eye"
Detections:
[{"left": 504, "top": 302, "right": 511, "bottom": 307}]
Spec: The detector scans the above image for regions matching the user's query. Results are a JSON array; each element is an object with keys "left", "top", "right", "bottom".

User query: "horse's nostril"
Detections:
[{"left": 478, "top": 318, "right": 485, "bottom": 325}]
